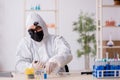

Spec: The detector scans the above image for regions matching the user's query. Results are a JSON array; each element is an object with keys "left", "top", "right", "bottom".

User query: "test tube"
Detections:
[
  {"left": 106, "top": 52, "right": 109, "bottom": 60},
  {"left": 44, "top": 70, "right": 47, "bottom": 80},
  {"left": 117, "top": 53, "right": 119, "bottom": 59}
]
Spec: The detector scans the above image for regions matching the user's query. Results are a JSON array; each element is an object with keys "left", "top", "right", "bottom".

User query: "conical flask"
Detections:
[{"left": 107, "top": 34, "right": 114, "bottom": 47}]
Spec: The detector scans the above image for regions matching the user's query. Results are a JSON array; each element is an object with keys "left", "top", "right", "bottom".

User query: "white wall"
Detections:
[
  {"left": 0, "top": 0, "right": 96, "bottom": 71},
  {"left": 0, "top": 0, "right": 24, "bottom": 71}
]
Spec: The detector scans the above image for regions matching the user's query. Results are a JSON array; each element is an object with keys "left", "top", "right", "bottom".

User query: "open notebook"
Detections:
[{"left": 0, "top": 72, "right": 13, "bottom": 77}]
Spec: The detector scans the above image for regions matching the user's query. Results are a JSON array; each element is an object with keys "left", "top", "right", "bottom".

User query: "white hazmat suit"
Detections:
[{"left": 15, "top": 13, "right": 73, "bottom": 73}]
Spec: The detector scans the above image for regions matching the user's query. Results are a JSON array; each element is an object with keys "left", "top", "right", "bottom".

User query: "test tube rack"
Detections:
[{"left": 93, "top": 59, "right": 120, "bottom": 78}]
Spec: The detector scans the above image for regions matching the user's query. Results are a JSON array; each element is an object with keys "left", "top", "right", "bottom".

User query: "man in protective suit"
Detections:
[{"left": 15, "top": 13, "right": 73, "bottom": 74}]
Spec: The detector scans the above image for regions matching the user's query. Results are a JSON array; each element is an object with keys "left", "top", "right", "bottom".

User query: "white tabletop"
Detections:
[{"left": 0, "top": 72, "right": 120, "bottom": 80}]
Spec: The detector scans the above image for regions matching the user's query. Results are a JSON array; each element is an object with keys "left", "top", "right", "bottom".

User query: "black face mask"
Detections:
[{"left": 28, "top": 29, "right": 44, "bottom": 42}]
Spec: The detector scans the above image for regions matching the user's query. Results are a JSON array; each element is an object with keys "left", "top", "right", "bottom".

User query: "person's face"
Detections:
[
  {"left": 28, "top": 25, "right": 43, "bottom": 32},
  {"left": 28, "top": 25, "right": 44, "bottom": 42}
]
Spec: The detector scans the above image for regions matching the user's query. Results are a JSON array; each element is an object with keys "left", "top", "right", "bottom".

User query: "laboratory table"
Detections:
[{"left": 0, "top": 72, "right": 120, "bottom": 80}]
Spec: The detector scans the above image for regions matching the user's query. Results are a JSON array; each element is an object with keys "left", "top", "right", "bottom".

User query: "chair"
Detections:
[{"left": 65, "top": 65, "right": 69, "bottom": 72}]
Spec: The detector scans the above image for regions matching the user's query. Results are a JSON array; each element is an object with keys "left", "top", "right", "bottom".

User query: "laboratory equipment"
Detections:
[
  {"left": 106, "top": 52, "right": 109, "bottom": 60},
  {"left": 25, "top": 67, "right": 35, "bottom": 79},
  {"left": 93, "top": 59, "right": 120, "bottom": 78},
  {"left": 107, "top": 34, "right": 114, "bottom": 47},
  {"left": 44, "top": 71, "right": 47, "bottom": 80}
]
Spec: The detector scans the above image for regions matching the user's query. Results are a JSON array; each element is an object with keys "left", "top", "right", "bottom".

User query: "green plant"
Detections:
[{"left": 73, "top": 11, "right": 96, "bottom": 57}]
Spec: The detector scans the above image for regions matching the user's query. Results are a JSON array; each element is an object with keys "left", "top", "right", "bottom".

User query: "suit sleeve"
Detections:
[
  {"left": 48, "top": 36, "right": 73, "bottom": 67},
  {"left": 15, "top": 38, "right": 33, "bottom": 73}
]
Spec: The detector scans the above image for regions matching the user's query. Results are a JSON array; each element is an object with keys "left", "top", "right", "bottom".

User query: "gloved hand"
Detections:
[
  {"left": 32, "top": 61, "right": 45, "bottom": 70},
  {"left": 45, "top": 62, "right": 58, "bottom": 74}
]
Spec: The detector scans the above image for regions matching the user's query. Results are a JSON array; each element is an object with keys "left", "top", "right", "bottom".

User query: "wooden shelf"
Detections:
[
  {"left": 102, "top": 5, "right": 120, "bottom": 7},
  {"left": 25, "top": 10, "right": 56, "bottom": 12},
  {"left": 103, "top": 46, "right": 120, "bottom": 48},
  {"left": 102, "top": 26, "right": 120, "bottom": 28},
  {"left": 96, "top": 0, "right": 120, "bottom": 58},
  {"left": 96, "top": 26, "right": 120, "bottom": 29},
  {"left": 24, "top": 0, "right": 59, "bottom": 35},
  {"left": 98, "top": 46, "right": 120, "bottom": 49}
]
